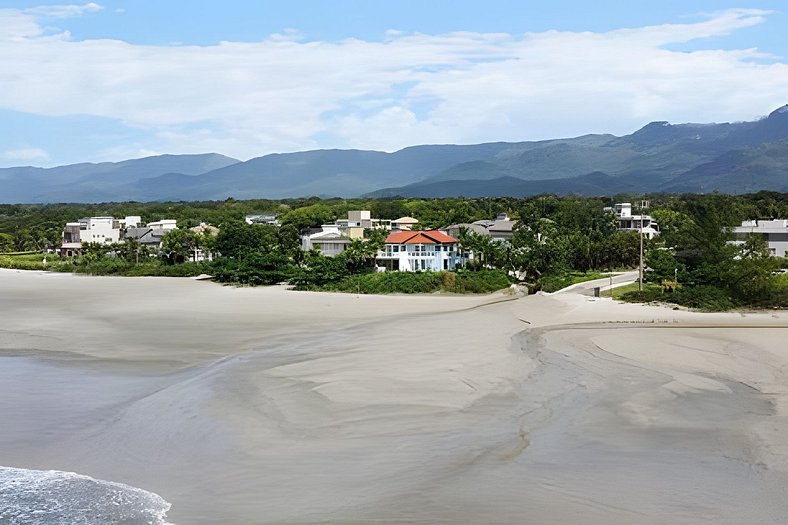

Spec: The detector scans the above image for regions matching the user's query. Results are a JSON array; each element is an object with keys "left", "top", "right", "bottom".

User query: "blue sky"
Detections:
[{"left": 1, "top": 1, "right": 787, "bottom": 167}]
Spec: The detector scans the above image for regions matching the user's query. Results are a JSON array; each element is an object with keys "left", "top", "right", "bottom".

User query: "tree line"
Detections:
[{"left": 1, "top": 192, "right": 786, "bottom": 306}]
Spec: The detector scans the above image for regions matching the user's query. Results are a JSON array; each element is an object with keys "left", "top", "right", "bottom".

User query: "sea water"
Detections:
[{"left": 0, "top": 466, "right": 172, "bottom": 525}]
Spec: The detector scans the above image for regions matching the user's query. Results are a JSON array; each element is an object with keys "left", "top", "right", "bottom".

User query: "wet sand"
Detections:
[{"left": 1, "top": 269, "right": 787, "bottom": 523}]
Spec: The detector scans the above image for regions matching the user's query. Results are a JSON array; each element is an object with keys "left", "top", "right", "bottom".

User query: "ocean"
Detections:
[{"left": 0, "top": 466, "right": 172, "bottom": 525}]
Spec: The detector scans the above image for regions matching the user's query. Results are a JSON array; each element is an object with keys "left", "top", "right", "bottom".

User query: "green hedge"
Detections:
[
  {"left": 620, "top": 285, "right": 737, "bottom": 311},
  {"left": 0, "top": 255, "right": 47, "bottom": 271},
  {"left": 312, "top": 269, "right": 511, "bottom": 295},
  {"left": 0, "top": 254, "right": 209, "bottom": 277},
  {"left": 620, "top": 277, "right": 788, "bottom": 311}
]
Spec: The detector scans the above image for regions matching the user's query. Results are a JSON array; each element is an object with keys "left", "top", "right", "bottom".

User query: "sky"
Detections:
[{"left": 1, "top": 1, "right": 787, "bottom": 167}]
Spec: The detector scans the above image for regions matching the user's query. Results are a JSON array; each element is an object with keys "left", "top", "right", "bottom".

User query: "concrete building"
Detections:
[
  {"left": 60, "top": 216, "right": 176, "bottom": 256},
  {"left": 376, "top": 230, "right": 465, "bottom": 272},
  {"left": 733, "top": 219, "right": 788, "bottom": 257},
  {"left": 59, "top": 216, "right": 141, "bottom": 256},
  {"left": 391, "top": 216, "right": 419, "bottom": 231},
  {"left": 300, "top": 210, "right": 390, "bottom": 256},
  {"left": 604, "top": 203, "right": 660, "bottom": 239},
  {"left": 336, "top": 210, "right": 391, "bottom": 239},
  {"left": 245, "top": 215, "right": 280, "bottom": 226},
  {"left": 146, "top": 219, "right": 177, "bottom": 231},
  {"left": 301, "top": 224, "right": 350, "bottom": 256}
]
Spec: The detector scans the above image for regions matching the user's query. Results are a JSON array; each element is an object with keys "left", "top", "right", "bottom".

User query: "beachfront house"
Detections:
[
  {"left": 301, "top": 224, "right": 350, "bottom": 257},
  {"left": 123, "top": 219, "right": 178, "bottom": 253},
  {"left": 732, "top": 219, "right": 788, "bottom": 257},
  {"left": 604, "top": 202, "right": 660, "bottom": 239},
  {"left": 59, "top": 216, "right": 141, "bottom": 257},
  {"left": 300, "top": 210, "right": 390, "bottom": 257},
  {"left": 376, "top": 230, "right": 465, "bottom": 272}
]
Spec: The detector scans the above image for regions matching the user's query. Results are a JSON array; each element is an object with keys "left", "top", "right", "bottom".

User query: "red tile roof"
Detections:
[{"left": 385, "top": 230, "right": 457, "bottom": 244}]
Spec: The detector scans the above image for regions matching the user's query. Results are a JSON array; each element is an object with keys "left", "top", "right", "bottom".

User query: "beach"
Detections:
[{"left": 1, "top": 268, "right": 787, "bottom": 524}]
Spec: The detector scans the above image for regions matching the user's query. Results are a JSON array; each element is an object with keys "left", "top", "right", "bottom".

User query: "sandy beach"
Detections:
[{"left": 1, "top": 268, "right": 787, "bottom": 524}]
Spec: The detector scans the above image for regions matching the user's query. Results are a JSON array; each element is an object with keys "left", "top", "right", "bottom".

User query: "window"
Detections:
[{"left": 393, "top": 245, "right": 399, "bottom": 252}]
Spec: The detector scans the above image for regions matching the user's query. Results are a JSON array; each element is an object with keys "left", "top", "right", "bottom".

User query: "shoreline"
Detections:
[{"left": 2, "top": 270, "right": 787, "bottom": 523}]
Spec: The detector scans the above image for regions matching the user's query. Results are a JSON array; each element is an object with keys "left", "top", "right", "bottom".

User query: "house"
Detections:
[
  {"left": 733, "top": 219, "right": 788, "bottom": 257},
  {"left": 391, "top": 216, "right": 419, "bottom": 231},
  {"left": 123, "top": 227, "right": 169, "bottom": 252},
  {"left": 301, "top": 224, "right": 350, "bottom": 256},
  {"left": 604, "top": 202, "right": 660, "bottom": 239},
  {"left": 444, "top": 213, "right": 517, "bottom": 242},
  {"left": 188, "top": 223, "right": 220, "bottom": 262},
  {"left": 146, "top": 219, "right": 177, "bottom": 231},
  {"left": 59, "top": 216, "right": 140, "bottom": 256},
  {"left": 245, "top": 214, "right": 280, "bottom": 226},
  {"left": 376, "top": 230, "right": 465, "bottom": 272},
  {"left": 300, "top": 210, "right": 389, "bottom": 257},
  {"left": 336, "top": 210, "right": 391, "bottom": 239},
  {"left": 118, "top": 218, "right": 178, "bottom": 253}
]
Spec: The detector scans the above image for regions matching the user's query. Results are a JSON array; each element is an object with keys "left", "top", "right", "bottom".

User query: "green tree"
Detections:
[
  {"left": 0, "top": 233, "right": 13, "bottom": 252},
  {"left": 276, "top": 223, "right": 302, "bottom": 259},
  {"left": 279, "top": 204, "right": 335, "bottom": 231},
  {"left": 725, "top": 234, "right": 781, "bottom": 303},
  {"left": 215, "top": 221, "right": 277, "bottom": 259},
  {"left": 160, "top": 229, "right": 195, "bottom": 264}
]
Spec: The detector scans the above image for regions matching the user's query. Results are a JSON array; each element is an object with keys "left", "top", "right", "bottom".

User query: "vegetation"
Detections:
[
  {"left": 298, "top": 269, "right": 511, "bottom": 295},
  {"left": 1, "top": 193, "right": 786, "bottom": 306},
  {"left": 539, "top": 271, "right": 615, "bottom": 293}
]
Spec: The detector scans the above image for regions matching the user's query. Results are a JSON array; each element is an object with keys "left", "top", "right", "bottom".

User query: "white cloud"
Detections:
[
  {"left": 3, "top": 147, "right": 50, "bottom": 162},
  {"left": 24, "top": 3, "right": 102, "bottom": 19},
  {"left": 0, "top": 8, "right": 786, "bottom": 161}
]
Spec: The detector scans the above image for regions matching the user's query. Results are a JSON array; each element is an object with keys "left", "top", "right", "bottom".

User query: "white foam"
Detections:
[{"left": 0, "top": 466, "right": 173, "bottom": 525}]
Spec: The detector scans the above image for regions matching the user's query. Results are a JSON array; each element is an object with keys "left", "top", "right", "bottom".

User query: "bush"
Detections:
[
  {"left": 452, "top": 270, "right": 511, "bottom": 293},
  {"left": 0, "top": 255, "right": 46, "bottom": 271},
  {"left": 210, "top": 253, "right": 293, "bottom": 285},
  {"left": 304, "top": 269, "right": 510, "bottom": 295},
  {"left": 620, "top": 284, "right": 737, "bottom": 311}
]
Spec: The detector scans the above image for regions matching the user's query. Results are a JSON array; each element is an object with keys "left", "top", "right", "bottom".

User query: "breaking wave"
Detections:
[{"left": 0, "top": 466, "right": 172, "bottom": 524}]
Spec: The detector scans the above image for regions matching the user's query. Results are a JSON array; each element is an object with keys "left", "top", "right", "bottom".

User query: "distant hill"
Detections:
[
  {"left": 367, "top": 105, "right": 788, "bottom": 198},
  {"left": 0, "top": 153, "right": 239, "bottom": 203},
  {"left": 1, "top": 106, "right": 787, "bottom": 203},
  {"left": 366, "top": 172, "right": 639, "bottom": 198}
]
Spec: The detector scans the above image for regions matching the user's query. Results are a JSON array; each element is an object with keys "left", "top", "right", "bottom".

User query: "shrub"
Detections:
[
  {"left": 620, "top": 284, "right": 737, "bottom": 311},
  {"left": 306, "top": 269, "right": 510, "bottom": 295}
]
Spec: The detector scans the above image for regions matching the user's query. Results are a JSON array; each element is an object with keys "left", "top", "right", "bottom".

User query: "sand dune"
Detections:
[{"left": 1, "top": 268, "right": 787, "bottom": 523}]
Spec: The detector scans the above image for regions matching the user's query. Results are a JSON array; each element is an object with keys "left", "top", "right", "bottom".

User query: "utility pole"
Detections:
[
  {"left": 639, "top": 219, "right": 643, "bottom": 292},
  {"left": 638, "top": 199, "right": 649, "bottom": 292}
]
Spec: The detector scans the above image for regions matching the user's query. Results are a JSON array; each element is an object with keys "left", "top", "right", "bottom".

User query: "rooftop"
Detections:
[{"left": 385, "top": 230, "right": 457, "bottom": 244}]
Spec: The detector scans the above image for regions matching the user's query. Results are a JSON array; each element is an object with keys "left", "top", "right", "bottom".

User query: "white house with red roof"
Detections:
[{"left": 376, "top": 230, "right": 466, "bottom": 272}]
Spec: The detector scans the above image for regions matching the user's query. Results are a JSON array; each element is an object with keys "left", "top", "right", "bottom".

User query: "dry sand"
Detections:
[{"left": 1, "top": 268, "right": 787, "bottom": 524}]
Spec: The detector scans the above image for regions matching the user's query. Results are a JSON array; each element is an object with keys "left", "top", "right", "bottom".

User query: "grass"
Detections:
[
  {"left": 0, "top": 253, "right": 50, "bottom": 270},
  {"left": 607, "top": 281, "right": 659, "bottom": 299},
  {"left": 539, "top": 270, "right": 615, "bottom": 293}
]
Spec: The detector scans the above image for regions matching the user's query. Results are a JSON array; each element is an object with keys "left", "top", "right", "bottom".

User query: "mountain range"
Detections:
[{"left": 2, "top": 106, "right": 787, "bottom": 203}]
